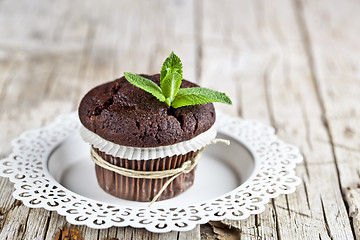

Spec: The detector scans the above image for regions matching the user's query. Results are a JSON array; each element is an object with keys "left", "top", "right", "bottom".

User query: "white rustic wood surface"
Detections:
[{"left": 0, "top": 0, "right": 359, "bottom": 239}]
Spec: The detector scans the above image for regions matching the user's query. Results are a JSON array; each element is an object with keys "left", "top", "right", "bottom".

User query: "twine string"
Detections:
[{"left": 90, "top": 138, "right": 230, "bottom": 206}]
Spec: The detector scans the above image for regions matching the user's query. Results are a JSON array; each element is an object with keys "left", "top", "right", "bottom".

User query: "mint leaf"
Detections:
[
  {"left": 124, "top": 72, "right": 165, "bottom": 102},
  {"left": 124, "top": 52, "right": 232, "bottom": 108},
  {"left": 160, "top": 52, "right": 183, "bottom": 86},
  {"left": 171, "top": 87, "right": 232, "bottom": 108},
  {"left": 161, "top": 72, "right": 182, "bottom": 105}
]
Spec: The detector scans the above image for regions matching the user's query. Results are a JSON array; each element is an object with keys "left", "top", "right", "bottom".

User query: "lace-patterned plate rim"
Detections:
[{"left": 0, "top": 112, "right": 303, "bottom": 233}]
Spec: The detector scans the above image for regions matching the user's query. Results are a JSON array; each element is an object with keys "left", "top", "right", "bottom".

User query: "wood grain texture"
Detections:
[{"left": 0, "top": 0, "right": 359, "bottom": 239}]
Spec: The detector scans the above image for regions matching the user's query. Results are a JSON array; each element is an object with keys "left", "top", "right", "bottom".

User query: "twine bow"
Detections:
[{"left": 90, "top": 139, "right": 230, "bottom": 206}]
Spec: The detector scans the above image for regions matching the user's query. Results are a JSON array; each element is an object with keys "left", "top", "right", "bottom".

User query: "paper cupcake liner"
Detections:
[
  {"left": 80, "top": 124, "right": 217, "bottom": 160},
  {"left": 93, "top": 147, "right": 198, "bottom": 202}
]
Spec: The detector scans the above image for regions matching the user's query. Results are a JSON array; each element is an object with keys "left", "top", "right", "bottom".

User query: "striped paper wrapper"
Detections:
[{"left": 93, "top": 147, "right": 199, "bottom": 202}]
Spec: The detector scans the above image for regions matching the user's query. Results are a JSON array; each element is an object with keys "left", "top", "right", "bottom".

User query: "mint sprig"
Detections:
[{"left": 124, "top": 52, "right": 232, "bottom": 108}]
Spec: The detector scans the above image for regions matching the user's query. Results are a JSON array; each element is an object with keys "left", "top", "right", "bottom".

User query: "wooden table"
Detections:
[{"left": 1, "top": 0, "right": 359, "bottom": 239}]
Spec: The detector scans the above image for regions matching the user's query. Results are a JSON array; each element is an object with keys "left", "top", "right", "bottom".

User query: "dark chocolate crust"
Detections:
[
  {"left": 94, "top": 147, "right": 197, "bottom": 202},
  {"left": 79, "top": 74, "right": 215, "bottom": 147}
]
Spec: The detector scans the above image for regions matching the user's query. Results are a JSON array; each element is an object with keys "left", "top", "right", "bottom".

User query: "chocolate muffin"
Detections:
[{"left": 79, "top": 74, "right": 216, "bottom": 202}]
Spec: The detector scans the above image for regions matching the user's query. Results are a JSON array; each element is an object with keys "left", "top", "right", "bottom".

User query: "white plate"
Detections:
[
  {"left": 0, "top": 112, "right": 302, "bottom": 232},
  {"left": 48, "top": 132, "right": 253, "bottom": 208}
]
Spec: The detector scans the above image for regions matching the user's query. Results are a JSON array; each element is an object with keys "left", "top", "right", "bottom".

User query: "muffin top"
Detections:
[{"left": 78, "top": 74, "right": 216, "bottom": 148}]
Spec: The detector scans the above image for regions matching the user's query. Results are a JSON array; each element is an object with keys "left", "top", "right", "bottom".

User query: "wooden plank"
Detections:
[
  {"left": 0, "top": 0, "right": 88, "bottom": 238},
  {"left": 346, "top": 186, "right": 360, "bottom": 240},
  {"left": 298, "top": 0, "right": 360, "bottom": 186},
  {"left": 200, "top": 0, "right": 356, "bottom": 239},
  {"left": 200, "top": 0, "right": 280, "bottom": 238},
  {"left": 297, "top": 0, "right": 360, "bottom": 238},
  {"left": 0, "top": 205, "right": 30, "bottom": 239}
]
